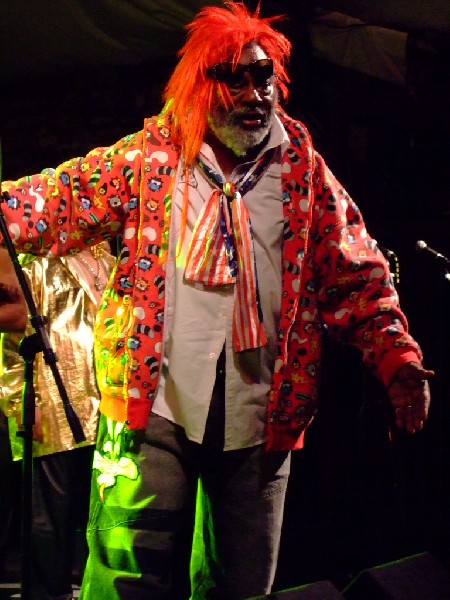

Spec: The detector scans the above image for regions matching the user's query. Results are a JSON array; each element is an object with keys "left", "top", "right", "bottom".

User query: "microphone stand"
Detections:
[{"left": 0, "top": 191, "right": 85, "bottom": 600}]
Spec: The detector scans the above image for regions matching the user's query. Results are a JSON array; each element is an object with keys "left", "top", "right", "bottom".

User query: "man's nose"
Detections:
[{"left": 238, "top": 75, "right": 263, "bottom": 103}]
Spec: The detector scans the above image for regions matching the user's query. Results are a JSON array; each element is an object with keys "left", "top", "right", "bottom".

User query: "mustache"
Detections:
[{"left": 229, "top": 107, "right": 269, "bottom": 124}]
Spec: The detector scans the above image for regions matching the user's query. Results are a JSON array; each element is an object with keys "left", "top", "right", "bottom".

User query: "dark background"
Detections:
[{"left": 1, "top": 0, "right": 449, "bottom": 593}]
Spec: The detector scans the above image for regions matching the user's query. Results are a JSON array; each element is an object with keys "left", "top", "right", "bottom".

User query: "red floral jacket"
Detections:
[{"left": 1, "top": 109, "right": 421, "bottom": 450}]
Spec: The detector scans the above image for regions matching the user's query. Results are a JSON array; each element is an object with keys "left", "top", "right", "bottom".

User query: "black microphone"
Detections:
[
  {"left": 415, "top": 240, "right": 450, "bottom": 265},
  {"left": 373, "top": 239, "right": 396, "bottom": 259}
]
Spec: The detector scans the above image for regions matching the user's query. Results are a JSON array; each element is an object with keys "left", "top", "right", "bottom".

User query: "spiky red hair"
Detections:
[{"left": 162, "top": 1, "right": 292, "bottom": 166}]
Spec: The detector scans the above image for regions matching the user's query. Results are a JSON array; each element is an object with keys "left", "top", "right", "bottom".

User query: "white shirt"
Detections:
[{"left": 152, "top": 115, "right": 289, "bottom": 450}]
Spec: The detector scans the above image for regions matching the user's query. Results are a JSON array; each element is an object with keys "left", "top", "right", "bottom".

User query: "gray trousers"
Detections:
[{"left": 81, "top": 390, "right": 290, "bottom": 600}]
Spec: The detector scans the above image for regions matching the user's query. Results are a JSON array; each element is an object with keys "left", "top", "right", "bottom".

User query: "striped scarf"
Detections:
[{"left": 184, "top": 150, "right": 274, "bottom": 351}]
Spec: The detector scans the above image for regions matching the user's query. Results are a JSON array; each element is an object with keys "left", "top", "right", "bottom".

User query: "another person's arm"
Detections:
[{"left": 0, "top": 248, "right": 27, "bottom": 332}]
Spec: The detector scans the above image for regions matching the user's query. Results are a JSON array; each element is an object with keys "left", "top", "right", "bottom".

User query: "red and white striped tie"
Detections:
[{"left": 184, "top": 178, "right": 267, "bottom": 352}]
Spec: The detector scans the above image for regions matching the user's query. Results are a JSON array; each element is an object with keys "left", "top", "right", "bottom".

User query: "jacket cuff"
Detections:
[{"left": 377, "top": 349, "right": 422, "bottom": 389}]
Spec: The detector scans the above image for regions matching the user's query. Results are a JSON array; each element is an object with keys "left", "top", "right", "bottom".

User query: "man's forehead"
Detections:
[{"left": 231, "top": 43, "right": 269, "bottom": 65}]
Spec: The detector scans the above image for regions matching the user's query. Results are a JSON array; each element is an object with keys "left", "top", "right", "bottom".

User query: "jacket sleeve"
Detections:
[
  {"left": 1, "top": 131, "right": 143, "bottom": 256},
  {"left": 310, "top": 152, "right": 422, "bottom": 387}
]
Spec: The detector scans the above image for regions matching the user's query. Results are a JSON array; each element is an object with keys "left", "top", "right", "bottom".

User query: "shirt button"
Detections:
[{"left": 209, "top": 352, "right": 217, "bottom": 359}]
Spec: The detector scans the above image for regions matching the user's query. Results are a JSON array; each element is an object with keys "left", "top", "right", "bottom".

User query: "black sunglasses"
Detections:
[{"left": 206, "top": 58, "right": 274, "bottom": 90}]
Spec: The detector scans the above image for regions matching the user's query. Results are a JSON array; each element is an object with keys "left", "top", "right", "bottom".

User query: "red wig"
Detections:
[{"left": 162, "top": 2, "right": 292, "bottom": 166}]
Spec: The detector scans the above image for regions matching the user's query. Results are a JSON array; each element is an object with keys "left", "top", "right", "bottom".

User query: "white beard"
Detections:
[{"left": 207, "top": 103, "right": 276, "bottom": 157}]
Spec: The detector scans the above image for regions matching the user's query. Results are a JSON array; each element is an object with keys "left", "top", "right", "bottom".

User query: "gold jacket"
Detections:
[{"left": 0, "top": 245, "right": 114, "bottom": 459}]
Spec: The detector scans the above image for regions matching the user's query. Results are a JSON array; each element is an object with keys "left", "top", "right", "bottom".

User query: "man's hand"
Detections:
[{"left": 388, "top": 362, "right": 434, "bottom": 434}]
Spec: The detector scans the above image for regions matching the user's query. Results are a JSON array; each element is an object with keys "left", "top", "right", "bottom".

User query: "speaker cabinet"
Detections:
[
  {"left": 343, "top": 551, "right": 450, "bottom": 599},
  {"left": 248, "top": 580, "right": 344, "bottom": 598}
]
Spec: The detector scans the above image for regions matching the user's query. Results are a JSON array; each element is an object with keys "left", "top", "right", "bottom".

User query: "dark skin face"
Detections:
[{"left": 207, "top": 43, "right": 277, "bottom": 177}]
